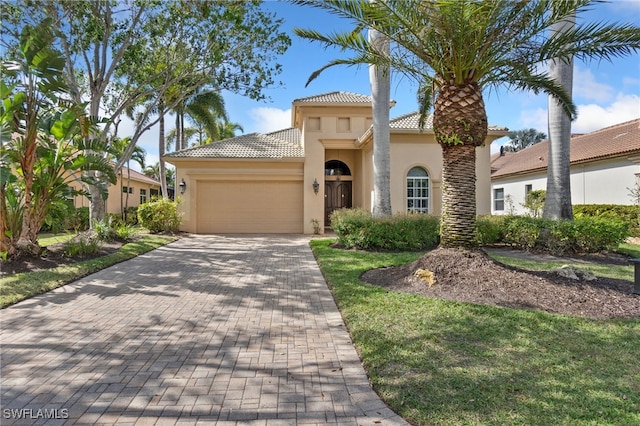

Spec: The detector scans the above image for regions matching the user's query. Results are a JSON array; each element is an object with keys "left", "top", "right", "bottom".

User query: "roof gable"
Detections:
[{"left": 492, "top": 118, "right": 640, "bottom": 178}]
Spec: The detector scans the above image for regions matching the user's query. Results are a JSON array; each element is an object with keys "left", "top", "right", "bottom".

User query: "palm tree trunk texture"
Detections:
[
  {"left": 433, "top": 81, "right": 487, "bottom": 248},
  {"left": 544, "top": 15, "right": 575, "bottom": 221},
  {"left": 158, "top": 100, "right": 168, "bottom": 199},
  {"left": 369, "top": 23, "right": 392, "bottom": 218}
]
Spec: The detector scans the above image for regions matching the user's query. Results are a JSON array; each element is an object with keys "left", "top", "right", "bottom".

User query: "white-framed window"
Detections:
[
  {"left": 525, "top": 184, "right": 532, "bottom": 196},
  {"left": 122, "top": 186, "right": 133, "bottom": 194},
  {"left": 406, "top": 167, "right": 429, "bottom": 213},
  {"left": 140, "top": 189, "right": 147, "bottom": 204},
  {"left": 494, "top": 188, "right": 505, "bottom": 211}
]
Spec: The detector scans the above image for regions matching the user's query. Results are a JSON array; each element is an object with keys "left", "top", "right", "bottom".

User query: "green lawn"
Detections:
[
  {"left": 311, "top": 240, "right": 640, "bottom": 426},
  {"left": 0, "top": 233, "right": 177, "bottom": 308},
  {"left": 38, "top": 232, "right": 77, "bottom": 247}
]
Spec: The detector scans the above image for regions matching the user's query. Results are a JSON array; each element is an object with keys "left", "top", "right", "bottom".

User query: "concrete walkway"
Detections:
[{"left": 1, "top": 235, "right": 407, "bottom": 425}]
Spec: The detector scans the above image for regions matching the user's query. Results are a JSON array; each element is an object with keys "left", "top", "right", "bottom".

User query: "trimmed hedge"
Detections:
[
  {"left": 476, "top": 215, "right": 629, "bottom": 255},
  {"left": 333, "top": 209, "right": 628, "bottom": 254},
  {"left": 331, "top": 208, "right": 439, "bottom": 251},
  {"left": 137, "top": 199, "right": 181, "bottom": 234},
  {"left": 573, "top": 204, "right": 639, "bottom": 236}
]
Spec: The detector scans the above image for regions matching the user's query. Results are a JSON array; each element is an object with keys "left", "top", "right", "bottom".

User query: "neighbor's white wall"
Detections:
[{"left": 491, "top": 157, "right": 639, "bottom": 215}]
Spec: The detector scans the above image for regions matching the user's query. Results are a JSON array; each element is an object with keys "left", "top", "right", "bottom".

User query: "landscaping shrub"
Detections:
[
  {"left": 331, "top": 208, "right": 439, "bottom": 251},
  {"left": 68, "top": 207, "right": 90, "bottom": 232},
  {"left": 573, "top": 204, "right": 639, "bottom": 236},
  {"left": 92, "top": 218, "right": 120, "bottom": 242},
  {"left": 479, "top": 215, "right": 629, "bottom": 255},
  {"left": 137, "top": 199, "right": 181, "bottom": 234},
  {"left": 503, "top": 216, "right": 543, "bottom": 250},
  {"left": 63, "top": 233, "right": 102, "bottom": 257},
  {"left": 41, "top": 200, "right": 75, "bottom": 233},
  {"left": 476, "top": 215, "right": 506, "bottom": 245}
]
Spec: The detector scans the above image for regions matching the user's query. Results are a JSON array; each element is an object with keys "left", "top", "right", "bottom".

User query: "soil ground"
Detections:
[
  {"left": 361, "top": 247, "right": 640, "bottom": 320},
  {"left": 0, "top": 241, "right": 123, "bottom": 276}
]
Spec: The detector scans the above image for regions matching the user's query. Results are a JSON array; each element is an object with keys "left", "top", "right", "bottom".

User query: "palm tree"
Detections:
[
  {"left": 368, "top": 0, "right": 392, "bottom": 218},
  {"left": 295, "top": 0, "right": 640, "bottom": 248},
  {"left": 504, "top": 129, "right": 547, "bottom": 152},
  {"left": 544, "top": 14, "right": 575, "bottom": 220},
  {"left": 172, "top": 90, "right": 229, "bottom": 150}
]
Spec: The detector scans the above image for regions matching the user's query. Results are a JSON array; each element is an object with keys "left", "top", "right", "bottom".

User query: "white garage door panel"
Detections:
[{"left": 196, "top": 181, "right": 303, "bottom": 233}]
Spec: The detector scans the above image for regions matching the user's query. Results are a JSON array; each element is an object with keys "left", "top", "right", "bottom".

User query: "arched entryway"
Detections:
[{"left": 324, "top": 160, "right": 352, "bottom": 225}]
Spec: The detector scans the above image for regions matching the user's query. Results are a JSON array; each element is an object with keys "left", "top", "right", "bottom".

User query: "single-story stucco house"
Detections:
[
  {"left": 164, "top": 91, "right": 508, "bottom": 234},
  {"left": 491, "top": 118, "right": 640, "bottom": 215},
  {"left": 72, "top": 165, "right": 162, "bottom": 215}
]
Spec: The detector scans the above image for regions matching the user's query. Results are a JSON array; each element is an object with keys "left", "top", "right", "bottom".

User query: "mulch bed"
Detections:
[
  {"left": 0, "top": 241, "right": 123, "bottom": 276},
  {"left": 361, "top": 248, "right": 640, "bottom": 320}
]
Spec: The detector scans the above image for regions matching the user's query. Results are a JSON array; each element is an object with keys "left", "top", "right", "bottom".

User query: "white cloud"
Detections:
[
  {"left": 248, "top": 107, "right": 292, "bottom": 133},
  {"left": 573, "top": 93, "right": 640, "bottom": 133},
  {"left": 517, "top": 93, "right": 640, "bottom": 136},
  {"left": 573, "top": 67, "right": 614, "bottom": 103},
  {"left": 519, "top": 107, "right": 549, "bottom": 132}
]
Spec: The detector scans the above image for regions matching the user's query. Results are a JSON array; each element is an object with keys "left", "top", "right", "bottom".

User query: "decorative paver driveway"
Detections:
[{"left": 1, "top": 235, "right": 407, "bottom": 425}]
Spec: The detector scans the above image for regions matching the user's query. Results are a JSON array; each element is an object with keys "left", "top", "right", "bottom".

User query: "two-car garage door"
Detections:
[{"left": 195, "top": 181, "right": 303, "bottom": 233}]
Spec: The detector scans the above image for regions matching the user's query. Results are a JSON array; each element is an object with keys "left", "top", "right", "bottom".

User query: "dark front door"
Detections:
[{"left": 325, "top": 181, "right": 352, "bottom": 225}]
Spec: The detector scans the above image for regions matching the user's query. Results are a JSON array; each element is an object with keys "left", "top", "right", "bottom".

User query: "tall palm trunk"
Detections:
[
  {"left": 433, "top": 81, "right": 487, "bottom": 248},
  {"left": 158, "top": 99, "right": 168, "bottom": 199},
  {"left": 544, "top": 15, "right": 575, "bottom": 220},
  {"left": 369, "top": 18, "right": 392, "bottom": 218}
]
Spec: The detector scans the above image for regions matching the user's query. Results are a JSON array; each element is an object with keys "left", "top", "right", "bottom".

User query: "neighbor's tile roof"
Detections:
[
  {"left": 122, "top": 166, "right": 162, "bottom": 186},
  {"left": 293, "top": 91, "right": 373, "bottom": 104},
  {"left": 492, "top": 118, "right": 640, "bottom": 178},
  {"left": 164, "top": 129, "right": 303, "bottom": 159}
]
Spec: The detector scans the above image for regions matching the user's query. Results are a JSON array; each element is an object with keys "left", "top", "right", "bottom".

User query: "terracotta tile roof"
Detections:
[
  {"left": 492, "top": 118, "right": 640, "bottom": 178},
  {"left": 293, "top": 91, "right": 373, "bottom": 104},
  {"left": 164, "top": 129, "right": 303, "bottom": 159}
]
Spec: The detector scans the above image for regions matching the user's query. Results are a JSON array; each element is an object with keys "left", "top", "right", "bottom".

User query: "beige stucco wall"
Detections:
[
  {"left": 300, "top": 106, "right": 373, "bottom": 233},
  {"left": 71, "top": 173, "right": 161, "bottom": 215}
]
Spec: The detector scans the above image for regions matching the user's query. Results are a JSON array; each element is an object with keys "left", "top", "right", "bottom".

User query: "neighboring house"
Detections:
[
  {"left": 72, "top": 166, "right": 162, "bottom": 215},
  {"left": 164, "top": 91, "right": 508, "bottom": 234},
  {"left": 491, "top": 118, "right": 640, "bottom": 215}
]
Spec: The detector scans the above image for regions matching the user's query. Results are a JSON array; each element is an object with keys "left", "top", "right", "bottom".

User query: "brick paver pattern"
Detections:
[{"left": 1, "top": 235, "right": 407, "bottom": 425}]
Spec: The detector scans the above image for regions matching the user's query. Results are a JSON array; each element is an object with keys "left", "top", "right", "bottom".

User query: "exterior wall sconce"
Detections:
[
  {"left": 179, "top": 178, "right": 186, "bottom": 195},
  {"left": 312, "top": 178, "right": 319, "bottom": 195}
]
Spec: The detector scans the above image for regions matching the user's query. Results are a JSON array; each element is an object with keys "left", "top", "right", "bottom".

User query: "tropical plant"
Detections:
[
  {"left": 2, "top": 0, "right": 290, "bottom": 223},
  {"left": 504, "top": 128, "right": 546, "bottom": 152},
  {"left": 295, "top": 0, "right": 640, "bottom": 248},
  {"left": 1, "top": 18, "right": 116, "bottom": 258}
]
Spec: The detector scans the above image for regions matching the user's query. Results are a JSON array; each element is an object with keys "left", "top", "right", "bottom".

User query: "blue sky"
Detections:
[{"left": 133, "top": 0, "right": 640, "bottom": 168}]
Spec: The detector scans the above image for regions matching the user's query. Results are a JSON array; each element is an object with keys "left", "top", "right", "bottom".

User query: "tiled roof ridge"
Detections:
[{"left": 293, "top": 91, "right": 372, "bottom": 103}]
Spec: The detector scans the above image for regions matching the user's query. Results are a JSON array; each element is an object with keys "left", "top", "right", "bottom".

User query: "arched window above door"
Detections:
[
  {"left": 325, "top": 160, "right": 351, "bottom": 176},
  {"left": 406, "top": 166, "right": 430, "bottom": 213}
]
